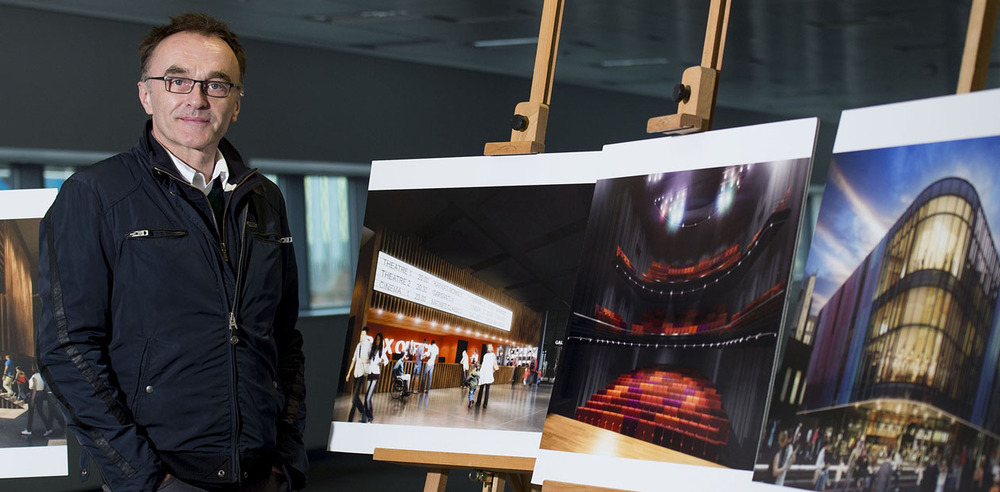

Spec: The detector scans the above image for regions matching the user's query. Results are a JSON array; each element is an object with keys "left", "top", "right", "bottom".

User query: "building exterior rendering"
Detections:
[{"left": 802, "top": 177, "right": 1000, "bottom": 449}]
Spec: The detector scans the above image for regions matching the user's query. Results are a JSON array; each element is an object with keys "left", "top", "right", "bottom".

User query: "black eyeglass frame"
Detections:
[{"left": 145, "top": 76, "right": 243, "bottom": 98}]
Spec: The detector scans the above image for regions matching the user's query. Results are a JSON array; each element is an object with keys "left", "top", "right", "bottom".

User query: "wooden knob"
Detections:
[
  {"left": 672, "top": 83, "right": 691, "bottom": 104},
  {"left": 511, "top": 114, "right": 529, "bottom": 132}
]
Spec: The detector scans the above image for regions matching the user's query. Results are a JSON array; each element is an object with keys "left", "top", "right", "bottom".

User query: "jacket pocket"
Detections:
[
  {"left": 250, "top": 231, "right": 292, "bottom": 244},
  {"left": 129, "top": 338, "right": 154, "bottom": 422},
  {"left": 126, "top": 228, "right": 187, "bottom": 240}
]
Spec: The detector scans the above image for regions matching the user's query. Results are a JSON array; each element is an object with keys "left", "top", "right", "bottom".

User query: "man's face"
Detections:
[{"left": 138, "top": 31, "right": 242, "bottom": 158}]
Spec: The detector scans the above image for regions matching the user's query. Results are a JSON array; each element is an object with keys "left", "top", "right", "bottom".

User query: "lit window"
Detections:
[
  {"left": 304, "top": 175, "right": 352, "bottom": 308},
  {"left": 0, "top": 165, "right": 10, "bottom": 190},
  {"left": 780, "top": 368, "right": 792, "bottom": 402},
  {"left": 44, "top": 166, "right": 76, "bottom": 190}
]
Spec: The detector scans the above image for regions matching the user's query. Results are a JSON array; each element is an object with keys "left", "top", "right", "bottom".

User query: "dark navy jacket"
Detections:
[{"left": 37, "top": 122, "right": 307, "bottom": 491}]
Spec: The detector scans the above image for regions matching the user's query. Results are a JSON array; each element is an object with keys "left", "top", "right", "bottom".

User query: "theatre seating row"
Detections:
[
  {"left": 631, "top": 307, "right": 728, "bottom": 336},
  {"left": 574, "top": 367, "right": 730, "bottom": 462},
  {"left": 594, "top": 305, "right": 627, "bottom": 329},
  {"left": 729, "top": 280, "right": 785, "bottom": 325},
  {"left": 624, "top": 280, "right": 785, "bottom": 336},
  {"left": 642, "top": 244, "right": 741, "bottom": 282},
  {"left": 615, "top": 189, "right": 793, "bottom": 285}
]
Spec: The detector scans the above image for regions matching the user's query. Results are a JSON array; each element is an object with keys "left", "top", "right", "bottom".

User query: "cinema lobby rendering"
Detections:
[
  {"left": 331, "top": 183, "right": 595, "bottom": 431},
  {"left": 543, "top": 160, "right": 809, "bottom": 469}
]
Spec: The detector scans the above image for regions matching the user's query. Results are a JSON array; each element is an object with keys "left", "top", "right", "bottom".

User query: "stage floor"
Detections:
[
  {"left": 540, "top": 413, "right": 725, "bottom": 468},
  {"left": 332, "top": 382, "right": 552, "bottom": 432}
]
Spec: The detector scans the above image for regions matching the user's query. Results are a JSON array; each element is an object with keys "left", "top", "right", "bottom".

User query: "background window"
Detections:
[
  {"left": 305, "top": 175, "right": 352, "bottom": 308},
  {"left": 0, "top": 165, "right": 10, "bottom": 190},
  {"left": 44, "top": 165, "right": 76, "bottom": 189}
]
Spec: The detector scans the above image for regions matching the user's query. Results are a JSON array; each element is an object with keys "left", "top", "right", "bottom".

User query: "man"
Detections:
[
  {"left": 421, "top": 340, "right": 438, "bottom": 393},
  {"left": 411, "top": 339, "right": 426, "bottom": 392},
  {"left": 813, "top": 441, "right": 832, "bottom": 491},
  {"left": 21, "top": 364, "right": 62, "bottom": 437},
  {"left": 2, "top": 355, "right": 13, "bottom": 396},
  {"left": 344, "top": 327, "right": 371, "bottom": 422},
  {"left": 37, "top": 13, "right": 306, "bottom": 492},
  {"left": 771, "top": 430, "right": 795, "bottom": 486}
]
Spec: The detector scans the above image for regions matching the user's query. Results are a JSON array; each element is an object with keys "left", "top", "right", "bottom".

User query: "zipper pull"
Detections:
[
  {"left": 220, "top": 241, "right": 229, "bottom": 262},
  {"left": 229, "top": 312, "right": 239, "bottom": 345},
  {"left": 128, "top": 230, "right": 149, "bottom": 238}
]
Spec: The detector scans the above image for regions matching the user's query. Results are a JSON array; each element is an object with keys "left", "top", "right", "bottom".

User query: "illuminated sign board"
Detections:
[{"left": 373, "top": 251, "right": 513, "bottom": 331}]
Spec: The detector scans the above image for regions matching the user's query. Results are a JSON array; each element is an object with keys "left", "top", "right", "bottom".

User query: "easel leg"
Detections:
[
  {"left": 486, "top": 473, "right": 506, "bottom": 492},
  {"left": 424, "top": 468, "right": 449, "bottom": 492},
  {"left": 505, "top": 472, "right": 533, "bottom": 492}
]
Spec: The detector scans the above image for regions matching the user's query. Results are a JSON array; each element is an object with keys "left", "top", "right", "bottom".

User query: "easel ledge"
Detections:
[
  {"left": 374, "top": 448, "right": 535, "bottom": 492},
  {"left": 373, "top": 448, "right": 636, "bottom": 492}
]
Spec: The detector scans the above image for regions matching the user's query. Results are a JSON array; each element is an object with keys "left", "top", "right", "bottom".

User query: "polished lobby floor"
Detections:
[{"left": 332, "top": 382, "right": 552, "bottom": 431}]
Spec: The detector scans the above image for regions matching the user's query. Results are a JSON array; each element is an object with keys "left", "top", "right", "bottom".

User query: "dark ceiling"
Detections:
[
  {"left": 7, "top": 0, "right": 997, "bottom": 320},
  {"left": 3, "top": 0, "right": 997, "bottom": 124},
  {"left": 364, "top": 183, "right": 594, "bottom": 315}
]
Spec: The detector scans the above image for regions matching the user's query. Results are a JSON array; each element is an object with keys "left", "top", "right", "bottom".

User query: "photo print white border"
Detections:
[
  {"left": 748, "top": 89, "right": 1000, "bottom": 492},
  {"left": 328, "top": 151, "right": 604, "bottom": 458},
  {"left": 531, "top": 118, "right": 820, "bottom": 491},
  {"left": 0, "top": 187, "right": 66, "bottom": 479}
]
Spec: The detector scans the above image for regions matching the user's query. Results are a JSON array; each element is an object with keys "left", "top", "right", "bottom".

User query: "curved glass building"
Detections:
[{"left": 804, "top": 177, "right": 1000, "bottom": 444}]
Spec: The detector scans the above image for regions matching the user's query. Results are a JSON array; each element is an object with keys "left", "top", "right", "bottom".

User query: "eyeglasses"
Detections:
[{"left": 145, "top": 76, "right": 242, "bottom": 98}]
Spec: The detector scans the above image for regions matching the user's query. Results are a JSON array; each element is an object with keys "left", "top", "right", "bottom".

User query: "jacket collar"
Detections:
[{"left": 137, "top": 120, "right": 256, "bottom": 186}]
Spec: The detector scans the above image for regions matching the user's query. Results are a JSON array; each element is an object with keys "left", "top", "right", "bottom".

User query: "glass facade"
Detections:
[{"left": 812, "top": 178, "right": 1000, "bottom": 423}]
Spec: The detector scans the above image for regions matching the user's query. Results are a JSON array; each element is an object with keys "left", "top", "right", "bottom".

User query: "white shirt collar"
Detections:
[{"left": 166, "top": 149, "right": 231, "bottom": 195}]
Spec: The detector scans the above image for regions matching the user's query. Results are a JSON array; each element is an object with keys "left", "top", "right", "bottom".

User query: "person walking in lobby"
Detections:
[
  {"left": 411, "top": 339, "right": 426, "bottom": 394},
  {"left": 421, "top": 340, "right": 438, "bottom": 393},
  {"left": 345, "top": 327, "right": 372, "bottom": 422},
  {"left": 363, "top": 333, "right": 389, "bottom": 423},
  {"left": 475, "top": 344, "right": 497, "bottom": 409},
  {"left": 460, "top": 349, "right": 469, "bottom": 389},
  {"left": 466, "top": 363, "right": 480, "bottom": 409}
]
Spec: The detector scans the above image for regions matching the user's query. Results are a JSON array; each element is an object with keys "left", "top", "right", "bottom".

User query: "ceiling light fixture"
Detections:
[
  {"left": 473, "top": 37, "right": 538, "bottom": 48},
  {"left": 599, "top": 57, "right": 669, "bottom": 68}
]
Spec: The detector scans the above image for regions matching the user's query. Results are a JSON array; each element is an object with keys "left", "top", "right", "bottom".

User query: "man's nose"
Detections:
[{"left": 183, "top": 82, "right": 210, "bottom": 106}]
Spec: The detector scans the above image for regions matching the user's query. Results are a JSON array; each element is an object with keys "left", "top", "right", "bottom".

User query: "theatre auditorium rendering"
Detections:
[
  {"left": 542, "top": 160, "right": 810, "bottom": 469},
  {"left": 333, "top": 182, "right": 595, "bottom": 431}
]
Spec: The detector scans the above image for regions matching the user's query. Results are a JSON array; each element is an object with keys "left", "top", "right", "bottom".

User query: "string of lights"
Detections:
[{"left": 566, "top": 331, "right": 777, "bottom": 350}]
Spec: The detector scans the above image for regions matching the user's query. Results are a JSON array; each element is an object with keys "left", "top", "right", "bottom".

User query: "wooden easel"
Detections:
[
  {"left": 646, "top": 0, "right": 731, "bottom": 135},
  {"left": 957, "top": 0, "right": 998, "bottom": 93},
  {"left": 483, "top": 0, "right": 564, "bottom": 155},
  {"left": 373, "top": 448, "right": 534, "bottom": 492},
  {"left": 373, "top": 4, "right": 559, "bottom": 488}
]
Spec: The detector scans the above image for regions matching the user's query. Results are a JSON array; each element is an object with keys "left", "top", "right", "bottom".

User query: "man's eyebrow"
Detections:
[
  {"left": 206, "top": 71, "right": 234, "bottom": 83},
  {"left": 160, "top": 67, "right": 234, "bottom": 83}
]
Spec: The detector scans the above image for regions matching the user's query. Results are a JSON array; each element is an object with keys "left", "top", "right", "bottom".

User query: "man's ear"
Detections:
[
  {"left": 138, "top": 80, "right": 154, "bottom": 116},
  {"left": 231, "top": 97, "right": 240, "bottom": 123}
]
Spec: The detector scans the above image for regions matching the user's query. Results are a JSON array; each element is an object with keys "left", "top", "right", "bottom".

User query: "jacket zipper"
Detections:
[
  {"left": 228, "top": 205, "right": 251, "bottom": 484},
  {"left": 154, "top": 165, "right": 258, "bottom": 483},
  {"left": 126, "top": 229, "right": 187, "bottom": 239}
]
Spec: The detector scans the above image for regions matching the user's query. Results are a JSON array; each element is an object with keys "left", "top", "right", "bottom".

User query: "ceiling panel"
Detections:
[{"left": 2, "top": 0, "right": 996, "bottom": 122}]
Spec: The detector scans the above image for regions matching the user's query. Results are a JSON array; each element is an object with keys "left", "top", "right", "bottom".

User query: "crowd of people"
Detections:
[
  {"left": 762, "top": 422, "right": 1000, "bottom": 492},
  {"left": 345, "top": 330, "right": 546, "bottom": 422}
]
